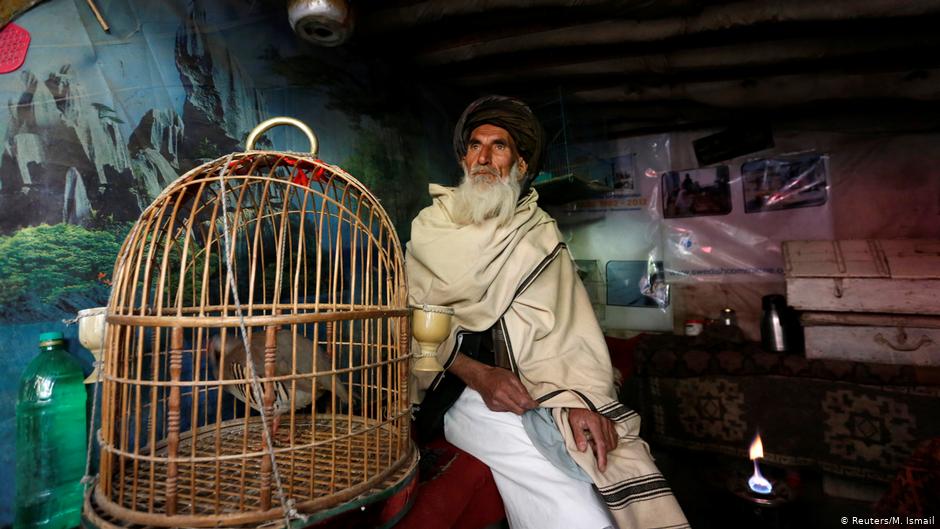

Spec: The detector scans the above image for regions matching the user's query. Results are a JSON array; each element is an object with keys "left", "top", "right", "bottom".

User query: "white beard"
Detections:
[{"left": 450, "top": 161, "right": 523, "bottom": 227}]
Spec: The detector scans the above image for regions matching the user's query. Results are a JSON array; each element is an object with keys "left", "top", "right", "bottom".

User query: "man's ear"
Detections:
[{"left": 517, "top": 158, "right": 528, "bottom": 180}]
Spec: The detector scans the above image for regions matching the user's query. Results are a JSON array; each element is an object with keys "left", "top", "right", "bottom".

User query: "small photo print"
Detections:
[
  {"left": 742, "top": 153, "right": 828, "bottom": 213},
  {"left": 662, "top": 166, "right": 732, "bottom": 218},
  {"left": 611, "top": 153, "right": 637, "bottom": 194}
]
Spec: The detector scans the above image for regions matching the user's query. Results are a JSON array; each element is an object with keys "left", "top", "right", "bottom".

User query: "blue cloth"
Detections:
[{"left": 521, "top": 407, "right": 592, "bottom": 483}]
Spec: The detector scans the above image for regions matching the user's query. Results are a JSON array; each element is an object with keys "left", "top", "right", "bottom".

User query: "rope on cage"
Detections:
[
  {"left": 217, "top": 153, "right": 307, "bottom": 526},
  {"left": 63, "top": 284, "right": 117, "bottom": 492},
  {"left": 79, "top": 311, "right": 105, "bottom": 491}
]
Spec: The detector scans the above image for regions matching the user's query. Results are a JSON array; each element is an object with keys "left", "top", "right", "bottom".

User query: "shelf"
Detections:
[{"left": 532, "top": 172, "right": 613, "bottom": 205}]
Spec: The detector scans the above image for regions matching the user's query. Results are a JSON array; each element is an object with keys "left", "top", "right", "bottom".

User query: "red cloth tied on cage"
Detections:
[
  {"left": 226, "top": 157, "right": 252, "bottom": 173},
  {"left": 283, "top": 156, "right": 326, "bottom": 186},
  {"left": 224, "top": 155, "right": 326, "bottom": 186}
]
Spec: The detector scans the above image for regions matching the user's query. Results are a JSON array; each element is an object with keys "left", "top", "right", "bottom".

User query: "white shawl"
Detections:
[{"left": 406, "top": 184, "right": 688, "bottom": 529}]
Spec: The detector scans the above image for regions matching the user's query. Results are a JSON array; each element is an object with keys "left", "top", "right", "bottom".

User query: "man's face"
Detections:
[{"left": 462, "top": 124, "right": 527, "bottom": 185}]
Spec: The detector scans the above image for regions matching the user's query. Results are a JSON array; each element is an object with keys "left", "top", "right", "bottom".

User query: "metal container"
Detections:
[
  {"left": 288, "top": 0, "right": 353, "bottom": 46},
  {"left": 761, "top": 295, "right": 789, "bottom": 352}
]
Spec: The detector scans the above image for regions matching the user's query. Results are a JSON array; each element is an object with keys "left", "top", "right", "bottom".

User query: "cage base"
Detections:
[{"left": 87, "top": 415, "right": 416, "bottom": 528}]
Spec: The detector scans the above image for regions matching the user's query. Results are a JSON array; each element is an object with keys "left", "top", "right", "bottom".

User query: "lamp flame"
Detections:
[
  {"left": 747, "top": 433, "right": 773, "bottom": 495},
  {"left": 749, "top": 433, "right": 764, "bottom": 460}
]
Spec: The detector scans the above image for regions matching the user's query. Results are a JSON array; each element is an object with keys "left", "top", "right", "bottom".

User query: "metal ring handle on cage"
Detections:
[{"left": 245, "top": 116, "right": 320, "bottom": 157}]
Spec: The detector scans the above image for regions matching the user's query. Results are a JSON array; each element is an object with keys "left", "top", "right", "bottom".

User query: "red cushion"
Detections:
[
  {"left": 605, "top": 334, "right": 643, "bottom": 380},
  {"left": 395, "top": 438, "right": 505, "bottom": 529}
]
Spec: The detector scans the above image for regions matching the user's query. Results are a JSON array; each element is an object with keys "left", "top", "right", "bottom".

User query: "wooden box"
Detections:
[
  {"left": 784, "top": 239, "right": 940, "bottom": 365},
  {"left": 801, "top": 312, "right": 940, "bottom": 366},
  {"left": 783, "top": 239, "right": 940, "bottom": 314}
]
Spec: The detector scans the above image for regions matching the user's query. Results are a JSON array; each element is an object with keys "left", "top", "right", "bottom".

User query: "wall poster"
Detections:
[{"left": 742, "top": 153, "right": 828, "bottom": 213}]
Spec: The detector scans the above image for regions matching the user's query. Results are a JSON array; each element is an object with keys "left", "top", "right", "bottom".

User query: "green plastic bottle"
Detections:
[{"left": 14, "top": 331, "right": 87, "bottom": 529}]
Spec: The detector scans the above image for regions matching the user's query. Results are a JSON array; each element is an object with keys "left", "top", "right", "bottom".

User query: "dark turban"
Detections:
[{"left": 453, "top": 95, "right": 544, "bottom": 189}]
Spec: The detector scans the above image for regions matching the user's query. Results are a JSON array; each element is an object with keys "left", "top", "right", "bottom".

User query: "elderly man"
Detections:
[{"left": 407, "top": 96, "right": 688, "bottom": 529}]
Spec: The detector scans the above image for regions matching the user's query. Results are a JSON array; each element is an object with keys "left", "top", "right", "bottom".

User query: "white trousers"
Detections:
[{"left": 444, "top": 388, "right": 616, "bottom": 529}]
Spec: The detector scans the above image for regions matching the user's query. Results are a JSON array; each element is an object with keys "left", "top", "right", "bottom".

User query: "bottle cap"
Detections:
[
  {"left": 762, "top": 294, "right": 786, "bottom": 310},
  {"left": 39, "top": 331, "right": 65, "bottom": 346}
]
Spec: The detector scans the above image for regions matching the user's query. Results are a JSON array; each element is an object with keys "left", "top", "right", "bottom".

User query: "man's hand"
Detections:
[
  {"left": 568, "top": 408, "right": 619, "bottom": 472},
  {"left": 450, "top": 353, "right": 538, "bottom": 415}
]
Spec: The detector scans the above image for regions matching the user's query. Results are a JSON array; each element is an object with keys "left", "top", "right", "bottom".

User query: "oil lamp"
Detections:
[{"left": 748, "top": 432, "right": 773, "bottom": 495}]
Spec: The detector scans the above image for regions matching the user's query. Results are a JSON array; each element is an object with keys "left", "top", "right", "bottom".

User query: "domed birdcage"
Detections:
[{"left": 84, "top": 118, "right": 416, "bottom": 528}]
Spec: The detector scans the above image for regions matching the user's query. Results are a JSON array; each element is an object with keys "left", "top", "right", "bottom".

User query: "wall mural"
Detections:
[{"left": 0, "top": 0, "right": 454, "bottom": 522}]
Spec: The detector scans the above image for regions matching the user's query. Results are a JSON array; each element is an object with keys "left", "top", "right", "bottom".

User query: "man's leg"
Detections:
[{"left": 444, "top": 388, "right": 615, "bottom": 529}]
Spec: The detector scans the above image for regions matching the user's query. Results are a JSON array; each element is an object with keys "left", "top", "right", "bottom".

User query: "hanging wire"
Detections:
[
  {"left": 217, "top": 153, "right": 307, "bottom": 527},
  {"left": 559, "top": 87, "right": 571, "bottom": 176}
]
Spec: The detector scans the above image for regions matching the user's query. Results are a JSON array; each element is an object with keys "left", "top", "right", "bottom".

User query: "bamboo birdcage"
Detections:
[{"left": 85, "top": 118, "right": 416, "bottom": 528}]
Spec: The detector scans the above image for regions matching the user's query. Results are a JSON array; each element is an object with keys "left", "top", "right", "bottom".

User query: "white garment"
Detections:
[{"left": 444, "top": 388, "right": 616, "bottom": 529}]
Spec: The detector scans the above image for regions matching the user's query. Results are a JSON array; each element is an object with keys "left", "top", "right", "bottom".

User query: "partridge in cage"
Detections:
[{"left": 208, "top": 328, "right": 351, "bottom": 438}]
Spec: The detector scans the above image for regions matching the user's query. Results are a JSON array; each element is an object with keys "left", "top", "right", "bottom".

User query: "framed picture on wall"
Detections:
[
  {"left": 662, "top": 166, "right": 732, "bottom": 218},
  {"left": 606, "top": 260, "right": 669, "bottom": 308},
  {"left": 742, "top": 153, "right": 828, "bottom": 213}
]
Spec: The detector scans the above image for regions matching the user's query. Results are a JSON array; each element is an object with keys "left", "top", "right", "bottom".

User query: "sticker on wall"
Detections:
[
  {"left": 0, "top": 23, "right": 30, "bottom": 74},
  {"left": 678, "top": 232, "right": 695, "bottom": 253},
  {"left": 662, "top": 166, "right": 732, "bottom": 218},
  {"left": 742, "top": 153, "right": 828, "bottom": 213}
]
